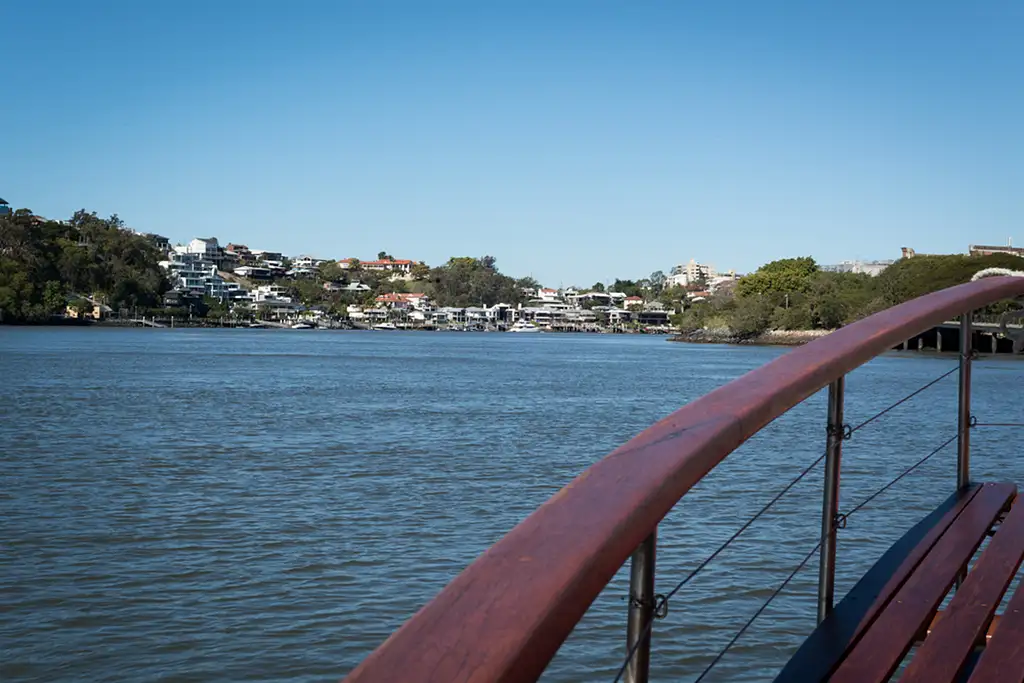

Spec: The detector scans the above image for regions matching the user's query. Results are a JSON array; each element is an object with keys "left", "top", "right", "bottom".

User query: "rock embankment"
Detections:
[{"left": 669, "top": 328, "right": 833, "bottom": 346}]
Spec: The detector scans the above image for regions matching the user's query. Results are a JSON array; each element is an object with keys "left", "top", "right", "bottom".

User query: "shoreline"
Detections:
[{"left": 668, "top": 328, "right": 834, "bottom": 347}]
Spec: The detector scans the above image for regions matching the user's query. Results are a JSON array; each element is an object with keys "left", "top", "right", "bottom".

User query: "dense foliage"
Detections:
[
  {"left": 278, "top": 255, "right": 535, "bottom": 312},
  {"left": 676, "top": 254, "right": 1024, "bottom": 339},
  {"left": 0, "top": 209, "right": 169, "bottom": 322},
  {"left": 422, "top": 256, "right": 534, "bottom": 307}
]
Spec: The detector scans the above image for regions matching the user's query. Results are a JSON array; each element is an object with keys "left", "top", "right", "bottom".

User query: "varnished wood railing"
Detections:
[{"left": 343, "top": 277, "right": 1024, "bottom": 683}]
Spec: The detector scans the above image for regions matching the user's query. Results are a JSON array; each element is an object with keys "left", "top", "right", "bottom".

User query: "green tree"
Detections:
[
  {"left": 411, "top": 261, "right": 431, "bottom": 280},
  {"left": 0, "top": 208, "right": 169, "bottom": 322},
  {"left": 736, "top": 257, "right": 819, "bottom": 298},
  {"left": 729, "top": 295, "right": 775, "bottom": 339},
  {"left": 318, "top": 261, "right": 346, "bottom": 282}
]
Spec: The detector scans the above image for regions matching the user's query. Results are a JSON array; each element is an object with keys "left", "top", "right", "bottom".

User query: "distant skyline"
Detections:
[{"left": 2, "top": 1, "right": 1021, "bottom": 286}]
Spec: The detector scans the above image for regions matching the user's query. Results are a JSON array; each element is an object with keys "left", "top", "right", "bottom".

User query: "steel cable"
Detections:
[
  {"left": 691, "top": 430, "right": 959, "bottom": 682},
  {"left": 611, "top": 363, "right": 960, "bottom": 683}
]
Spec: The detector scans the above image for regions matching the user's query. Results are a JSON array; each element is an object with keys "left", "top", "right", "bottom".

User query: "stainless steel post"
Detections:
[
  {"left": 818, "top": 377, "right": 845, "bottom": 623},
  {"left": 625, "top": 531, "right": 656, "bottom": 683},
  {"left": 958, "top": 313, "right": 973, "bottom": 489}
]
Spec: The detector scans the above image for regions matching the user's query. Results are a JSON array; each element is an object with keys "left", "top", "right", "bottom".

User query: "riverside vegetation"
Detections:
[
  {"left": 1, "top": 206, "right": 1020, "bottom": 330},
  {"left": 673, "top": 254, "right": 1024, "bottom": 342}
]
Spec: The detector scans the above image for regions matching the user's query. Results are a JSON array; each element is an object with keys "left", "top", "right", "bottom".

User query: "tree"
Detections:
[
  {"left": 411, "top": 261, "right": 431, "bottom": 280},
  {"left": 422, "top": 256, "right": 528, "bottom": 307},
  {"left": 0, "top": 208, "right": 169, "bottom": 323},
  {"left": 377, "top": 251, "right": 393, "bottom": 261},
  {"left": 318, "top": 261, "right": 346, "bottom": 282},
  {"left": 736, "top": 257, "right": 819, "bottom": 298},
  {"left": 649, "top": 270, "right": 666, "bottom": 295},
  {"left": 591, "top": 282, "right": 605, "bottom": 292},
  {"left": 729, "top": 295, "right": 774, "bottom": 339}
]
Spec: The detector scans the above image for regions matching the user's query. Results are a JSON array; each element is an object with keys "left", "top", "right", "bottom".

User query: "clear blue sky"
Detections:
[{"left": 2, "top": 1, "right": 1021, "bottom": 287}]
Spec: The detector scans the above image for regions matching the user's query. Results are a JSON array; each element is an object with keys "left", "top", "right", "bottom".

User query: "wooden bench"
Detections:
[{"left": 776, "top": 481, "right": 1024, "bottom": 682}]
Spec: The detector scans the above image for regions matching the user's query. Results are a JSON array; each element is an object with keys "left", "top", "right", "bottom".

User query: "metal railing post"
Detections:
[
  {"left": 958, "top": 312, "right": 973, "bottom": 489},
  {"left": 625, "top": 531, "right": 656, "bottom": 683},
  {"left": 818, "top": 377, "right": 845, "bottom": 623}
]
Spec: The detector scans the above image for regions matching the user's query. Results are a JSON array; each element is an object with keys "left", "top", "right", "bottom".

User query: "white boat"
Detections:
[
  {"left": 291, "top": 322, "right": 314, "bottom": 329},
  {"left": 509, "top": 321, "right": 541, "bottom": 333},
  {"left": 372, "top": 322, "right": 398, "bottom": 331}
]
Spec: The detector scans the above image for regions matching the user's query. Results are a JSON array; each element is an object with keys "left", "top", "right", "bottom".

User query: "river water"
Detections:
[{"left": 2, "top": 328, "right": 1022, "bottom": 682}]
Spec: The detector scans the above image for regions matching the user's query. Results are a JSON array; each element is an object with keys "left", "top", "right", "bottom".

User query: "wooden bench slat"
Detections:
[
  {"left": 774, "top": 485, "right": 983, "bottom": 683},
  {"left": 968, "top": 572, "right": 1024, "bottom": 681},
  {"left": 828, "top": 482, "right": 1015, "bottom": 683},
  {"left": 898, "top": 490, "right": 1024, "bottom": 682}
]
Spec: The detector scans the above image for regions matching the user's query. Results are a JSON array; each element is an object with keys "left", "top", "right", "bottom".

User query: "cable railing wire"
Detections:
[
  {"left": 692, "top": 429, "right": 960, "bottom": 682},
  {"left": 610, "top": 363, "right": 961, "bottom": 683},
  {"left": 611, "top": 447, "right": 829, "bottom": 683},
  {"left": 848, "top": 365, "right": 958, "bottom": 436},
  {"left": 973, "top": 422, "right": 1024, "bottom": 428}
]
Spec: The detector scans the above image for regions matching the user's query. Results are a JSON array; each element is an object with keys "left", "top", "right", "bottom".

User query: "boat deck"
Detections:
[{"left": 777, "top": 482, "right": 1024, "bottom": 682}]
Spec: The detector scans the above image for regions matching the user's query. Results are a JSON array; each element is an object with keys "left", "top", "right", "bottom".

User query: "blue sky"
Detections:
[{"left": 2, "top": 1, "right": 1021, "bottom": 286}]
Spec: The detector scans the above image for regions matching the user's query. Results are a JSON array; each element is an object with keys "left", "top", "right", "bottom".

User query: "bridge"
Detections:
[{"left": 898, "top": 318, "right": 1023, "bottom": 354}]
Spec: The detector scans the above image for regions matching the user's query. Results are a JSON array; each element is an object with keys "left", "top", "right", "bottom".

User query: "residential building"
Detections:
[
  {"left": 708, "top": 274, "right": 740, "bottom": 292},
  {"left": 821, "top": 260, "right": 894, "bottom": 276},
  {"left": 341, "top": 258, "right": 416, "bottom": 279},
  {"left": 534, "top": 288, "right": 562, "bottom": 303},
  {"left": 667, "top": 259, "right": 717, "bottom": 288},
  {"left": 138, "top": 233, "right": 170, "bottom": 253},
  {"left": 900, "top": 247, "right": 946, "bottom": 259},
  {"left": 969, "top": 240, "right": 1024, "bottom": 258},
  {"left": 234, "top": 266, "right": 272, "bottom": 280},
  {"left": 0, "top": 197, "right": 10, "bottom": 216},
  {"left": 250, "top": 284, "right": 292, "bottom": 303},
  {"left": 292, "top": 256, "right": 325, "bottom": 270},
  {"left": 251, "top": 249, "right": 284, "bottom": 263},
  {"left": 186, "top": 237, "right": 225, "bottom": 268},
  {"left": 225, "top": 244, "right": 253, "bottom": 264},
  {"left": 161, "top": 248, "right": 244, "bottom": 300},
  {"left": 64, "top": 298, "right": 112, "bottom": 320},
  {"left": 324, "top": 281, "right": 372, "bottom": 293},
  {"left": 624, "top": 296, "right": 644, "bottom": 309}
]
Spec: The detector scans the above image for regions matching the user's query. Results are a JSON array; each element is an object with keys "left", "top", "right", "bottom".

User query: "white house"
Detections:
[
  {"left": 535, "top": 288, "right": 562, "bottom": 303},
  {"left": 186, "top": 238, "right": 224, "bottom": 268}
]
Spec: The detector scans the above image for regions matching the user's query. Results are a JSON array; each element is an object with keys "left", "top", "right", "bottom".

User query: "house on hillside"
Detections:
[{"left": 970, "top": 241, "right": 1024, "bottom": 258}]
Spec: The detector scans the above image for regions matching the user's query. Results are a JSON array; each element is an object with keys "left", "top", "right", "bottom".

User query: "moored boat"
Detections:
[{"left": 509, "top": 320, "right": 541, "bottom": 333}]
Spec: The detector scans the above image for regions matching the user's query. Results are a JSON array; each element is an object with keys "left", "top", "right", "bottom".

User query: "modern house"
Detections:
[
  {"left": 186, "top": 237, "right": 225, "bottom": 268},
  {"left": 0, "top": 198, "right": 10, "bottom": 216},
  {"left": 234, "top": 266, "right": 272, "bottom": 280}
]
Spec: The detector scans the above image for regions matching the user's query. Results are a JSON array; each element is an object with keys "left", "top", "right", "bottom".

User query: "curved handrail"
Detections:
[{"left": 344, "top": 277, "right": 1024, "bottom": 683}]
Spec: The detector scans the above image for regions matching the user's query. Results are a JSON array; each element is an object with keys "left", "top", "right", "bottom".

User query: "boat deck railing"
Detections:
[{"left": 343, "top": 276, "right": 1024, "bottom": 683}]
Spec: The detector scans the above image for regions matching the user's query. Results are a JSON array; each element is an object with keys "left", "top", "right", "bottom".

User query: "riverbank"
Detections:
[{"left": 669, "top": 328, "right": 833, "bottom": 346}]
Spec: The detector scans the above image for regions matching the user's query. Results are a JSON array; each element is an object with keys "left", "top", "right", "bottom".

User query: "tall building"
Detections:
[{"left": 667, "top": 259, "right": 717, "bottom": 287}]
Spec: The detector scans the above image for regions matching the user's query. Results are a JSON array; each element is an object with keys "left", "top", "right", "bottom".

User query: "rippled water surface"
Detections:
[{"left": 2, "top": 328, "right": 1022, "bottom": 682}]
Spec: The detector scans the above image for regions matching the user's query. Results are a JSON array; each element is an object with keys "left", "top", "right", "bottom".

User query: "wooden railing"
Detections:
[{"left": 343, "top": 277, "right": 1024, "bottom": 683}]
